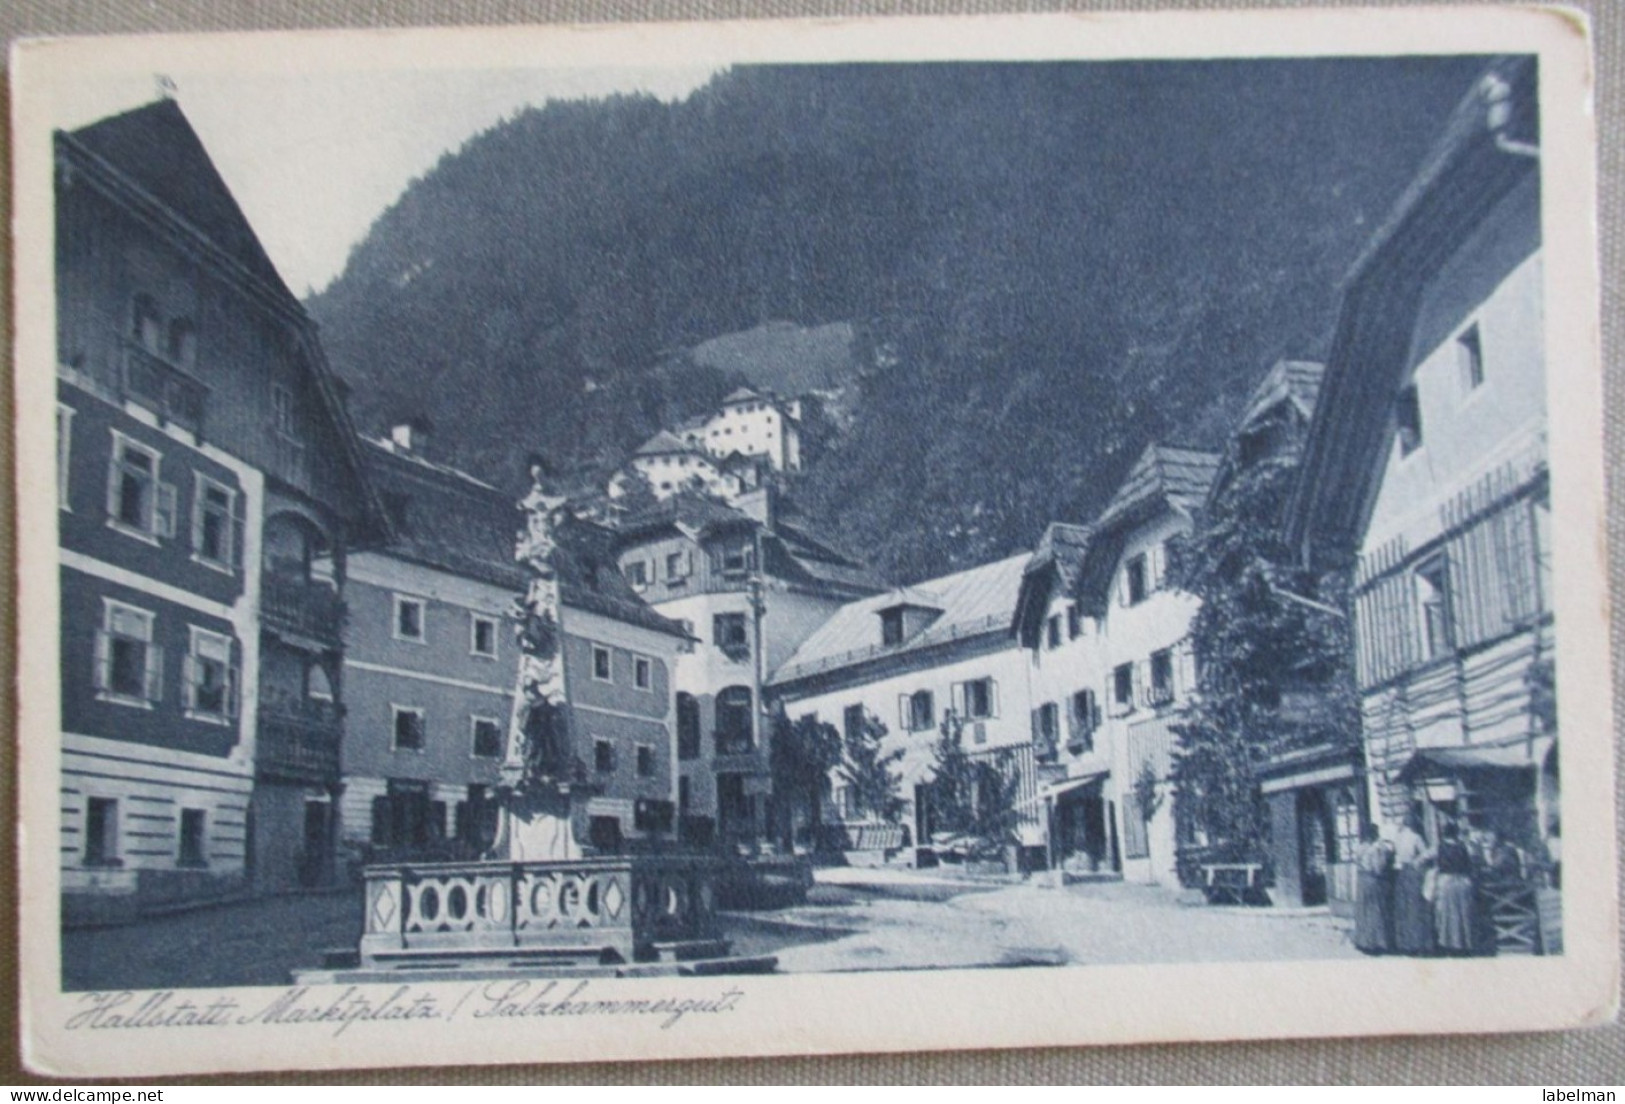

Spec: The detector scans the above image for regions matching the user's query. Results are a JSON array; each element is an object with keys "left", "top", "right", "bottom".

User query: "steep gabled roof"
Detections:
[
  {"left": 771, "top": 553, "right": 1030, "bottom": 686},
  {"left": 1012, "top": 522, "right": 1091, "bottom": 648},
  {"left": 722, "top": 386, "right": 764, "bottom": 405},
  {"left": 1073, "top": 445, "right": 1218, "bottom": 617},
  {"left": 1284, "top": 58, "right": 1540, "bottom": 564},
  {"left": 64, "top": 99, "right": 291, "bottom": 302},
  {"left": 1238, "top": 360, "right": 1325, "bottom": 435},
  {"left": 615, "top": 493, "right": 755, "bottom": 542}
]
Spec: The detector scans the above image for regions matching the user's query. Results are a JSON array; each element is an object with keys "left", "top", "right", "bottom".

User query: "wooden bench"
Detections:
[{"left": 1200, "top": 862, "right": 1264, "bottom": 905}]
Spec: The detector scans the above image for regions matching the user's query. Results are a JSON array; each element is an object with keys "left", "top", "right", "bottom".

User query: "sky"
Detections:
[{"left": 52, "top": 66, "right": 719, "bottom": 297}]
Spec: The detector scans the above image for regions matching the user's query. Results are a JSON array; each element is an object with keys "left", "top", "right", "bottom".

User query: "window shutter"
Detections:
[
  {"left": 190, "top": 484, "right": 206, "bottom": 554},
  {"left": 93, "top": 630, "right": 112, "bottom": 692},
  {"left": 145, "top": 645, "right": 164, "bottom": 703},
  {"left": 105, "top": 453, "right": 121, "bottom": 521},
  {"left": 181, "top": 653, "right": 197, "bottom": 711},
  {"left": 155, "top": 482, "right": 178, "bottom": 539},
  {"left": 1148, "top": 544, "right": 1163, "bottom": 591},
  {"left": 1030, "top": 708, "right": 1041, "bottom": 745},
  {"left": 951, "top": 682, "right": 966, "bottom": 719},
  {"left": 684, "top": 549, "right": 695, "bottom": 578},
  {"left": 1133, "top": 661, "right": 1146, "bottom": 708},
  {"left": 1066, "top": 697, "right": 1080, "bottom": 741},
  {"left": 371, "top": 796, "right": 391, "bottom": 846},
  {"left": 230, "top": 493, "right": 246, "bottom": 571},
  {"left": 226, "top": 665, "right": 241, "bottom": 720},
  {"left": 898, "top": 694, "right": 910, "bottom": 732},
  {"left": 988, "top": 679, "right": 1000, "bottom": 719}
]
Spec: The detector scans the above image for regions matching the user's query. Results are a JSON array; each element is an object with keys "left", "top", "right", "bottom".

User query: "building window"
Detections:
[
  {"left": 1046, "top": 615, "right": 1063, "bottom": 650},
  {"left": 131, "top": 294, "right": 163, "bottom": 353},
  {"left": 1113, "top": 663, "right": 1135, "bottom": 712},
  {"left": 107, "top": 434, "right": 176, "bottom": 540},
  {"left": 1066, "top": 605, "right": 1082, "bottom": 640},
  {"left": 1415, "top": 556, "right": 1454, "bottom": 660},
  {"left": 634, "top": 655, "right": 653, "bottom": 691},
  {"left": 472, "top": 716, "right": 504, "bottom": 759},
  {"left": 1069, "top": 689, "right": 1098, "bottom": 753},
  {"left": 167, "top": 318, "right": 197, "bottom": 367},
  {"left": 271, "top": 383, "right": 300, "bottom": 440},
  {"left": 84, "top": 797, "right": 119, "bottom": 867},
  {"left": 958, "top": 677, "right": 997, "bottom": 721},
  {"left": 636, "top": 744, "right": 655, "bottom": 778},
  {"left": 393, "top": 595, "right": 426, "bottom": 642},
  {"left": 843, "top": 704, "right": 866, "bottom": 743},
  {"left": 1125, "top": 554, "right": 1149, "bottom": 605},
  {"left": 57, "top": 404, "right": 74, "bottom": 511},
  {"left": 715, "top": 686, "right": 754, "bottom": 754},
  {"left": 1396, "top": 383, "right": 1424, "bottom": 456},
  {"left": 677, "top": 693, "right": 702, "bottom": 760},
  {"left": 595, "top": 739, "right": 616, "bottom": 774},
  {"left": 470, "top": 615, "right": 497, "bottom": 659},
  {"left": 902, "top": 689, "right": 934, "bottom": 732},
  {"left": 95, "top": 600, "right": 159, "bottom": 705},
  {"left": 192, "top": 477, "right": 238, "bottom": 569},
  {"left": 719, "top": 542, "right": 754, "bottom": 577},
  {"left": 666, "top": 550, "right": 690, "bottom": 582},
  {"left": 880, "top": 608, "right": 905, "bottom": 646},
  {"left": 178, "top": 808, "right": 207, "bottom": 867},
  {"left": 1035, "top": 702, "right": 1060, "bottom": 749},
  {"left": 1458, "top": 323, "right": 1485, "bottom": 390},
  {"left": 592, "top": 644, "right": 613, "bottom": 682},
  {"left": 183, "top": 627, "right": 237, "bottom": 721},
  {"left": 392, "top": 706, "right": 426, "bottom": 752},
  {"left": 713, "top": 613, "right": 748, "bottom": 651},
  {"left": 1150, "top": 649, "right": 1175, "bottom": 706},
  {"left": 625, "top": 559, "right": 650, "bottom": 589}
]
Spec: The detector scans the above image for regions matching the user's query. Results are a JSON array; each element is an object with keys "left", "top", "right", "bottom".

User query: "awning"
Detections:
[
  {"left": 1396, "top": 738, "right": 1553, "bottom": 783},
  {"left": 1038, "top": 770, "right": 1110, "bottom": 804}
]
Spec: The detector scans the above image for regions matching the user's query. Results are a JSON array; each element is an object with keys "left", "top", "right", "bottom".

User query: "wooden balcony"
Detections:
[
  {"left": 122, "top": 343, "right": 208, "bottom": 435},
  {"left": 261, "top": 571, "right": 344, "bottom": 646},
  {"left": 257, "top": 697, "right": 343, "bottom": 784},
  {"left": 358, "top": 855, "right": 721, "bottom": 968}
]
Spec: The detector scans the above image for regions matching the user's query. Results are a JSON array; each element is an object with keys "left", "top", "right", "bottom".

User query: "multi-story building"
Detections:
[
  {"left": 1286, "top": 61, "right": 1554, "bottom": 871},
  {"left": 614, "top": 430, "right": 742, "bottom": 504},
  {"left": 340, "top": 423, "right": 694, "bottom": 859},
  {"left": 770, "top": 554, "right": 1045, "bottom": 864},
  {"left": 335, "top": 423, "right": 523, "bottom": 863},
  {"left": 676, "top": 386, "right": 803, "bottom": 474},
  {"left": 1073, "top": 445, "right": 1219, "bottom": 887},
  {"left": 1012, "top": 523, "right": 1118, "bottom": 876},
  {"left": 614, "top": 489, "right": 882, "bottom": 845},
  {"left": 54, "top": 99, "right": 378, "bottom": 918}
]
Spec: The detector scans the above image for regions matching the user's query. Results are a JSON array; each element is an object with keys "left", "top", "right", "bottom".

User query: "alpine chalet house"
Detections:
[
  {"left": 1011, "top": 523, "right": 1119, "bottom": 877},
  {"left": 1073, "top": 445, "right": 1219, "bottom": 887},
  {"left": 1210, "top": 359, "right": 1367, "bottom": 912},
  {"left": 335, "top": 422, "right": 521, "bottom": 864},
  {"left": 1284, "top": 60, "right": 1555, "bottom": 948},
  {"left": 614, "top": 489, "right": 882, "bottom": 847},
  {"left": 54, "top": 99, "right": 379, "bottom": 918},
  {"left": 770, "top": 554, "right": 1045, "bottom": 866}
]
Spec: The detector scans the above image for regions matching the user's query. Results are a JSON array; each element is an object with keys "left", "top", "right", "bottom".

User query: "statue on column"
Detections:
[{"left": 489, "top": 453, "right": 581, "bottom": 861}]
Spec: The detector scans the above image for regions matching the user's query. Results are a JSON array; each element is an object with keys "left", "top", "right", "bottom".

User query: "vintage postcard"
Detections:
[{"left": 10, "top": 7, "right": 1615, "bottom": 1078}]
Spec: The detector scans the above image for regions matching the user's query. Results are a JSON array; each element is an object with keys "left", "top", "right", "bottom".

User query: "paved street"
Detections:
[{"left": 62, "top": 869, "right": 1355, "bottom": 991}]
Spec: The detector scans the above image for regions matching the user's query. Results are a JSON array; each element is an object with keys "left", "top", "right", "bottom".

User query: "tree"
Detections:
[
  {"left": 838, "top": 711, "right": 905, "bottom": 824},
  {"left": 769, "top": 710, "right": 844, "bottom": 849},
  {"left": 929, "top": 711, "right": 1023, "bottom": 863},
  {"left": 1170, "top": 456, "right": 1359, "bottom": 876}
]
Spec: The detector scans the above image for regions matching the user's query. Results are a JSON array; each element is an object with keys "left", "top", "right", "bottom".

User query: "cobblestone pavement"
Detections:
[
  {"left": 60, "top": 870, "right": 1359, "bottom": 991},
  {"left": 757, "top": 869, "right": 1361, "bottom": 973}
]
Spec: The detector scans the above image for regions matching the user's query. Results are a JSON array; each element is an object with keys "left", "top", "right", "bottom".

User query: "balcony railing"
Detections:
[
  {"left": 261, "top": 571, "right": 345, "bottom": 645},
  {"left": 257, "top": 697, "right": 343, "bottom": 783},
  {"left": 123, "top": 343, "right": 208, "bottom": 435},
  {"left": 359, "top": 855, "right": 721, "bottom": 968}
]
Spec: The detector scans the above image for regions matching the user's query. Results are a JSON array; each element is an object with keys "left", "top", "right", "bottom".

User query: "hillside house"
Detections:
[
  {"left": 53, "top": 100, "right": 381, "bottom": 917},
  {"left": 1285, "top": 61, "right": 1555, "bottom": 893},
  {"left": 679, "top": 386, "right": 804, "bottom": 474},
  {"left": 1074, "top": 445, "right": 1219, "bottom": 887},
  {"left": 614, "top": 489, "right": 882, "bottom": 847},
  {"left": 770, "top": 554, "right": 1046, "bottom": 866},
  {"left": 614, "top": 430, "right": 741, "bottom": 503}
]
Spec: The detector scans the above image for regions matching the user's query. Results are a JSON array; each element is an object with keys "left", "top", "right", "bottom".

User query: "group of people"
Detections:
[{"left": 1352, "top": 812, "right": 1536, "bottom": 957}]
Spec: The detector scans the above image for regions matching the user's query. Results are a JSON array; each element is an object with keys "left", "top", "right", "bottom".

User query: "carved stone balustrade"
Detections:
[{"left": 359, "top": 855, "right": 721, "bottom": 970}]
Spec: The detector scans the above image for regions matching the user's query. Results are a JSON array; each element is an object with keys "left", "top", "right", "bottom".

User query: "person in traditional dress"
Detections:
[
  {"left": 1353, "top": 823, "right": 1395, "bottom": 954},
  {"left": 1434, "top": 821, "right": 1477, "bottom": 955},
  {"left": 1392, "top": 812, "right": 1435, "bottom": 955}
]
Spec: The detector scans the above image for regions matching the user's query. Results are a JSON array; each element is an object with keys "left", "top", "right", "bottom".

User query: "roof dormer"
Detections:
[{"left": 876, "top": 588, "right": 943, "bottom": 647}]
